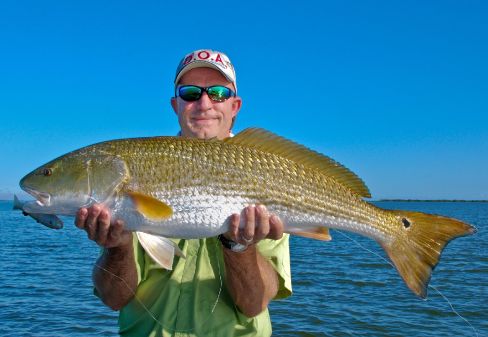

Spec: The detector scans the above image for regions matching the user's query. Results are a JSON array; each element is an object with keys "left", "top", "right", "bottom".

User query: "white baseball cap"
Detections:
[{"left": 174, "top": 49, "right": 237, "bottom": 93}]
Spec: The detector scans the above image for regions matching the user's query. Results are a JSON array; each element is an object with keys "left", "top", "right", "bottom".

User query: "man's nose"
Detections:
[{"left": 197, "top": 92, "right": 213, "bottom": 110}]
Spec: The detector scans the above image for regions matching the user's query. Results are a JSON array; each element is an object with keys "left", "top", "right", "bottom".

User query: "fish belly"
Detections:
[{"left": 114, "top": 191, "right": 253, "bottom": 238}]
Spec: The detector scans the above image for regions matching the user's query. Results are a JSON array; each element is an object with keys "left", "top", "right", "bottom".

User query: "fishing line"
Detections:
[
  {"left": 429, "top": 285, "right": 479, "bottom": 337},
  {"left": 334, "top": 230, "right": 479, "bottom": 337},
  {"left": 94, "top": 238, "right": 223, "bottom": 334}
]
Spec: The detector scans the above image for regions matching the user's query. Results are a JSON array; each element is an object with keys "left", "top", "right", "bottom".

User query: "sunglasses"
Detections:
[{"left": 176, "top": 85, "right": 236, "bottom": 102}]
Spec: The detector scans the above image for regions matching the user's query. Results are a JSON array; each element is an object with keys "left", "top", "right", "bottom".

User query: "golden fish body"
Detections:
[{"left": 20, "top": 128, "right": 476, "bottom": 297}]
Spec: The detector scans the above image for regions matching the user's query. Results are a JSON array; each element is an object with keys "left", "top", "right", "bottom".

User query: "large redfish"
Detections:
[{"left": 19, "top": 128, "right": 476, "bottom": 297}]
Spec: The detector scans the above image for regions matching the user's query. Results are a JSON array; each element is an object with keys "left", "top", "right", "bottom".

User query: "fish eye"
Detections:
[{"left": 42, "top": 168, "right": 53, "bottom": 177}]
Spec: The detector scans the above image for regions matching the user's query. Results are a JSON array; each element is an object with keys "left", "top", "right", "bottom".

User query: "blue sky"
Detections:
[{"left": 1, "top": 1, "right": 487, "bottom": 200}]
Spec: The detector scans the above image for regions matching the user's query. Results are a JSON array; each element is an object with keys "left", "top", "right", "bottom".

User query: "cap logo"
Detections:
[{"left": 182, "top": 50, "right": 228, "bottom": 69}]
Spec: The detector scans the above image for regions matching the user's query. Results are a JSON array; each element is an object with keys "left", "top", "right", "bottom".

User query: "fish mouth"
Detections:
[{"left": 23, "top": 187, "right": 51, "bottom": 207}]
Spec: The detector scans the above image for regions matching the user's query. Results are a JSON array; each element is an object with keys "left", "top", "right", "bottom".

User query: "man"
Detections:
[{"left": 75, "top": 49, "right": 292, "bottom": 337}]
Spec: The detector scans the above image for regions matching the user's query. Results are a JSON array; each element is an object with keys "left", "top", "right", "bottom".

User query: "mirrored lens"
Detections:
[
  {"left": 207, "top": 86, "right": 234, "bottom": 102},
  {"left": 179, "top": 86, "right": 203, "bottom": 101}
]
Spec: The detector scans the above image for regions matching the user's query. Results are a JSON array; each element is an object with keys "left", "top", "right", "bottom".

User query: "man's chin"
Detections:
[{"left": 184, "top": 127, "right": 218, "bottom": 140}]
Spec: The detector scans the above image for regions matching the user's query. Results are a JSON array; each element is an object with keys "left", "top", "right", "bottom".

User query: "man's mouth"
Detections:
[
  {"left": 193, "top": 117, "right": 215, "bottom": 121},
  {"left": 192, "top": 114, "right": 219, "bottom": 120},
  {"left": 192, "top": 116, "right": 219, "bottom": 126}
]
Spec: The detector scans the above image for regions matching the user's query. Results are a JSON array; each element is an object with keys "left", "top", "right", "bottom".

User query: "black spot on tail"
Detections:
[{"left": 402, "top": 218, "right": 411, "bottom": 228}]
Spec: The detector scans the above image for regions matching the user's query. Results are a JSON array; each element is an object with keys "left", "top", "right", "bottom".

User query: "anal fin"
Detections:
[{"left": 290, "top": 227, "right": 332, "bottom": 241}]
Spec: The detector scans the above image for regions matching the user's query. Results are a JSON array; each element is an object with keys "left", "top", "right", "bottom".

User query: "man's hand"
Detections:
[
  {"left": 225, "top": 204, "right": 284, "bottom": 246},
  {"left": 222, "top": 204, "right": 285, "bottom": 317},
  {"left": 75, "top": 204, "right": 132, "bottom": 249}
]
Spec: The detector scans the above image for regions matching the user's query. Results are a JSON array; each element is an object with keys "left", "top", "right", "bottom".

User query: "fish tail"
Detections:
[{"left": 382, "top": 210, "right": 476, "bottom": 298}]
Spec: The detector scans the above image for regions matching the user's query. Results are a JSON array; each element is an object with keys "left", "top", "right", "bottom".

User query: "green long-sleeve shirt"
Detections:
[{"left": 117, "top": 234, "right": 292, "bottom": 337}]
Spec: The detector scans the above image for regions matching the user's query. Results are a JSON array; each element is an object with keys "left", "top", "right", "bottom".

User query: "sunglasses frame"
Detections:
[{"left": 176, "top": 85, "right": 236, "bottom": 102}]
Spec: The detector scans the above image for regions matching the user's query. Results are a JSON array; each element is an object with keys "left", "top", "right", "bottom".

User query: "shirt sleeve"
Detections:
[{"left": 256, "top": 234, "right": 292, "bottom": 299}]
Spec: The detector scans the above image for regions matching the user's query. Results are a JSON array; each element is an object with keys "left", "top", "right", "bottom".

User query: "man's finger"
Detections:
[
  {"left": 226, "top": 214, "right": 240, "bottom": 242},
  {"left": 95, "top": 209, "right": 111, "bottom": 246},
  {"left": 255, "top": 204, "right": 270, "bottom": 241},
  {"left": 268, "top": 214, "right": 284, "bottom": 240},
  {"left": 240, "top": 205, "right": 256, "bottom": 244},
  {"left": 85, "top": 204, "right": 102, "bottom": 240},
  {"left": 75, "top": 208, "right": 88, "bottom": 229}
]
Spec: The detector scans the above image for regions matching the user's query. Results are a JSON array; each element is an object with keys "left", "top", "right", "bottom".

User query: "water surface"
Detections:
[{"left": 0, "top": 201, "right": 486, "bottom": 336}]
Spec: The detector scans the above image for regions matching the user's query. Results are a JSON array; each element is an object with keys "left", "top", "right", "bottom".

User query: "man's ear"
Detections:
[
  {"left": 170, "top": 97, "right": 178, "bottom": 115},
  {"left": 231, "top": 96, "right": 242, "bottom": 118}
]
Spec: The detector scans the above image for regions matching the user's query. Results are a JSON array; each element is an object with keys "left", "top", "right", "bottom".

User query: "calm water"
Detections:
[{"left": 0, "top": 201, "right": 486, "bottom": 336}]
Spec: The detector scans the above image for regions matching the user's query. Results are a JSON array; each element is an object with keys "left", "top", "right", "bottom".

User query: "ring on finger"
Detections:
[{"left": 241, "top": 235, "right": 254, "bottom": 245}]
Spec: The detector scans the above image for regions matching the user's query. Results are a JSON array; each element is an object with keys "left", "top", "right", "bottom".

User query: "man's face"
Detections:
[{"left": 171, "top": 67, "right": 242, "bottom": 140}]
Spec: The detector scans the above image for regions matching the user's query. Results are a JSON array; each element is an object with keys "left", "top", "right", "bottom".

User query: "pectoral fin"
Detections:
[
  {"left": 290, "top": 227, "right": 332, "bottom": 241},
  {"left": 136, "top": 232, "right": 185, "bottom": 270},
  {"left": 127, "top": 192, "right": 173, "bottom": 221}
]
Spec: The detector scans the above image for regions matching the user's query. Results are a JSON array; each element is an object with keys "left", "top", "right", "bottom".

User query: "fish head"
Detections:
[
  {"left": 20, "top": 148, "right": 128, "bottom": 215},
  {"left": 20, "top": 150, "right": 93, "bottom": 214}
]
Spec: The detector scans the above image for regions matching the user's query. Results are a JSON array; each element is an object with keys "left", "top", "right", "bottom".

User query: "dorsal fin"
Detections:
[{"left": 226, "top": 128, "right": 371, "bottom": 198}]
